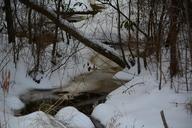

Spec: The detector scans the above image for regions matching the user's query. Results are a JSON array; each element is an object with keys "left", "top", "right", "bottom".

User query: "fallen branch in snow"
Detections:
[
  {"left": 122, "top": 82, "right": 144, "bottom": 93},
  {"left": 55, "top": 10, "right": 98, "bottom": 17},
  {"left": 160, "top": 110, "right": 169, "bottom": 128},
  {"left": 90, "top": 116, "right": 105, "bottom": 128}
]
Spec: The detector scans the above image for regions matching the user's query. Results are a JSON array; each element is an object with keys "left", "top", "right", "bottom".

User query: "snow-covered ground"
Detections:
[
  {"left": 7, "top": 111, "right": 66, "bottom": 128},
  {"left": 0, "top": 0, "right": 192, "bottom": 128},
  {"left": 92, "top": 66, "right": 192, "bottom": 128},
  {"left": 55, "top": 106, "right": 95, "bottom": 128},
  {"left": 0, "top": 37, "right": 94, "bottom": 127},
  {"left": 7, "top": 106, "right": 95, "bottom": 128},
  {"left": 1, "top": 63, "right": 191, "bottom": 128}
]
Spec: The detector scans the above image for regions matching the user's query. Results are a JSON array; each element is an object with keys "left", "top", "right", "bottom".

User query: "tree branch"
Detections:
[
  {"left": 19, "top": 0, "right": 127, "bottom": 68},
  {"left": 97, "top": 0, "right": 149, "bottom": 38}
]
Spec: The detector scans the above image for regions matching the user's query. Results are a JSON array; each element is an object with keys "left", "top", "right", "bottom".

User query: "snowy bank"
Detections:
[
  {"left": 55, "top": 106, "right": 95, "bottom": 128},
  {"left": 7, "top": 111, "right": 66, "bottom": 128},
  {"left": 92, "top": 69, "right": 192, "bottom": 128}
]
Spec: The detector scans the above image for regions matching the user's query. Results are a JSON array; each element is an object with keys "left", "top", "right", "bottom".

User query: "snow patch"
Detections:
[
  {"left": 8, "top": 111, "right": 66, "bottom": 128},
  {"left": 92, "top": 70, "right": 192, "bottom": 128},
  {"left": 91, "top": 103, "right": 117, "bottom": 126},
  {"left": 6, "top": 96, "right": 25, "bottom": 111},
  {"left": 55, "top": 106, "right": 95, "bottom": 128}
]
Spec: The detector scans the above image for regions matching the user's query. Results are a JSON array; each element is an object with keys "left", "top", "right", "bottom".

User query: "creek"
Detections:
[
  {"left": 16, "top": 5, "right": 126, "bottom": 117},
  {"left": 18, "top": 54, "right": 126, "bottom": 116}
]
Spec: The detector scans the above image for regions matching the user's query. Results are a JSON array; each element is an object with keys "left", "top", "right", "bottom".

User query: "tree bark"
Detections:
[
  {"left": 116, "top": 0, "right": 130, "bottom": 69},
  {"left": 4, "top": 0, "right": 17, "bottom": 65},
  {"left": 158, "top": 0, "right": 166, "bottom": 90},
  {"left": 128, "top": 0, "right": 135, "bottom": 61},
  {"left": 51, "top": 0, "right": 62, "bottom": 65},
  {"left": 167, "top": 0, "right": 179, "bottom": 77},
  {"left": 19, "top": 0, "right": 127, "bottom": 68},
  {"left": 184, "top": 0, "right": 192, "bottom": 67},
  {"left": 136, "top": 0, "right": 141, "bottom": 74},
  {"left": 3, "top": 0, "right": 15, "bottom": 43}
]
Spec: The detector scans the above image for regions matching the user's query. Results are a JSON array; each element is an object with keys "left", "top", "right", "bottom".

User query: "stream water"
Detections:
[
  {"left": 17, "top": 54, "right": 126, "bottom": 116},
  {"left": 15, "top": 7, "right": 125, "bottom": 116}
]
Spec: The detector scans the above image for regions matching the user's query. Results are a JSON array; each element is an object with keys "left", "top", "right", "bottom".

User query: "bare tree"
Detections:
[
  {"left": 116, "top": 0, "right": 130, "bottom": 69},
  {"left": 136, "top": 0, "right": 141, "bottom": 74},
  {"left": 19, "top": 0, "right": 128, "bottom": 68},
  {"left": 183, "top": 0, "right": 192, "bottom": 66},
  {"left": 166, "top": 0, "right": 179, "bottom": 78},
  {"left": 51, "top": 0, "right": 62, "bottom": 65},
  {"left": 3, "top": 0, "right": 15, "bottom": 44},
  {"left": 3, "top": 0, "right": 17, "bottom": 65}
]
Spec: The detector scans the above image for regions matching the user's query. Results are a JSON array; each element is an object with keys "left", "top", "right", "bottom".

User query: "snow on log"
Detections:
[{"left": 19, "top": 0, "right": 127, "bottom": 68}]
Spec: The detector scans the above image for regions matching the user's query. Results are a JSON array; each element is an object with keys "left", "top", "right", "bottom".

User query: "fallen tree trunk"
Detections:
[
  {"left": 56, "top": 10, "right": 98, "bottom": 16},
  {"left": 19, "top": 0, "right": 128, "bottom": 68}
]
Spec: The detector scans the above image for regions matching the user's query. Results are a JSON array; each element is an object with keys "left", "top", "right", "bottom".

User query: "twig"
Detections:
[
  {"left": 160, "top": 110, "right": 169, "bottom": 128},
  {"left": 46, "top": 45, "right": 84, "bottom": 75},
  {"left": 0, "top": 47, "right": 12, "bottom": 71},
  {"left": 97, "top": 0, "right": 149, "bottom": 38},
  {"left": 123, "top": 82, "right": 144, "bottom": 93}
]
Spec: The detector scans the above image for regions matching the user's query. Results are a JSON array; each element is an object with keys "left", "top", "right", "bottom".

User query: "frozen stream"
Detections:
[{"left": 18, "top": 54, "right": 127, "bottom": 115}]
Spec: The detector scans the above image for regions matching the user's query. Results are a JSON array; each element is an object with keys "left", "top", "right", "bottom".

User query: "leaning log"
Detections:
[{"left": 19, "top": 0, "right": 128, "bottom": 68}]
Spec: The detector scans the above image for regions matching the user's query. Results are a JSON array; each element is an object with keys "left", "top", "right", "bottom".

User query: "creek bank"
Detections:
[
  {"left": 19, "top": 91, "right": 107, "bottom": 116},
  {"left": 18, "top": 53, "right": 125, "bottom": 115},
  {"left": 16, "top": 53, "right": 127, "bottom": 128}
]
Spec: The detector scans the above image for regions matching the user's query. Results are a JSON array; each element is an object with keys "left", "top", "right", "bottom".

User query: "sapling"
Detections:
[{"left": 0, "top": 70, "right": 11, "bottom": 128}]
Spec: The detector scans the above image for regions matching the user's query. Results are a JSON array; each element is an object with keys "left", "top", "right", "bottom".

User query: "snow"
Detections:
[
  {"left": 113, "top": 64, "right": 138, "bottom": 81},
  {"left": 106, "top": 114, "right": 144, "bottom": 128},
  {"left": 5, "top": 107, "right": 95, "bottom": 128},
  {"left": 91, "top": 103, "right": 117, "bottom": 126},
  {"left": 5, "top": 96, "right": 25, "bottom": 111},
  {"left": 0, "top": 0, "right": 192, "bottom": 128},
  {"left": 0, "top": 37, "right": 94, "bottom": 127},
  {"left": 7, "top": 111, "right": 66, "bottom": 128},
  {"left": 55, "top": 106, "right": 95, "bottom": 128},
  {"left": 92, "top": 69, "right": 192, "bottom": 128}
]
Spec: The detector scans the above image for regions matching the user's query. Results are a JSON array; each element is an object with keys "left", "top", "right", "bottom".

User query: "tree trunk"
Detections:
[
  {"left": 19, "top": 0, "right": 127, "bottom": 68},
  {"left": 184, "top": 0, "right": 192, "bottom": 67},
  {"left": 158, "top": 0, "right": 166, "bottom": 90},
  {"left": 4, "top": 0, "right": 17, "bottom": 65},
  {"left": 128, "top": 0, "right": 135, "bottom": 63},
  {"left": 116, "top": 0, "right": 130, "bottom": 69},
  {"left": 52, "top": 0, "right": 62, "bottom": 65},
  {"left": 3, "top": 0, "right": 15, "bottom": 44},
  {"left": 136, "top": 0, "right": 141, "bottom": 74},
  {"left": 167, "top": 0, "right": 179, "bottom": 78}
]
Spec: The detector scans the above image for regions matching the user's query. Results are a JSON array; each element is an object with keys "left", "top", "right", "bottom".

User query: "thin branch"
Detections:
[
  {"left": 123, "top": 82, "right": 144, "bottom": 93},
  {"left": 97, "top": 0, "right": 149, "bottom": 38},
  {"left": 19, "top": 0, "right": 127, "bottom": 68},
  {"left": 160, "top": 110, "right": 169, "bottom": 128}
]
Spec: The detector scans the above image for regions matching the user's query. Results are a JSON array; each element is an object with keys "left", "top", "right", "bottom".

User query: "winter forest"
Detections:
[{"left": 0, "top": 0, "right": 192, "bottom": 128}]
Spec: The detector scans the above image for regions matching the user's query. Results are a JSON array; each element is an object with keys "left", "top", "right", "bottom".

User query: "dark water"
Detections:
[
  {"left": 18, "top": 55, "right": 126, "bottom": 116},
  {"left": 19, "top": 91, "right": 107, "bottom": 115}
]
